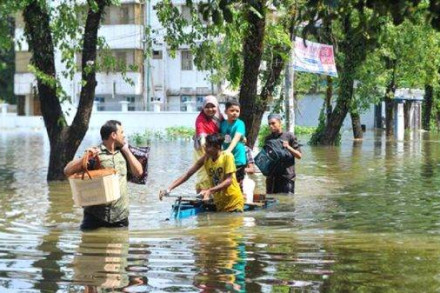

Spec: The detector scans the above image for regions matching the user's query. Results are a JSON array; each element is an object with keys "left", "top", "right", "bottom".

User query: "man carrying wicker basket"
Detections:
[{"left": 64, "top": 120, "right": 143, "bottom": 230}]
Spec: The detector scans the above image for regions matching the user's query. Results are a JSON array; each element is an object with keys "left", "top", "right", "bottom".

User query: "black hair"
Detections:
[
  {"left": 225, "top": 100, "right": 240, "bottom": 110},
  {"left": 100, "top": 120, "right": 121, "bottom": 140},
  {"left": 205, "top": 133, "right": 225, "bottom": 148}
]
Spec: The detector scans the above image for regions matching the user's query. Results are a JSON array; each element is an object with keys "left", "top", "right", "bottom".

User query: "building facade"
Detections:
[{"left": 14, "top": 0, "right": 221, "bottom": 116}]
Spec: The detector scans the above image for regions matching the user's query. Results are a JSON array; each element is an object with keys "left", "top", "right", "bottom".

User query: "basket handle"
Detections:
[{"left": 81, "top": 150, "right": 102, "bottom": 180}]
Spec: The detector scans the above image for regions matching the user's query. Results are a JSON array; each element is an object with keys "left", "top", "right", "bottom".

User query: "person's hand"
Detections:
[
  {"left": 121, "top": 141, "right": 129, "bottom": 153},
  {"left": 282, "top": 140, "right": 290, "bottom": 148},
  {"left": 224, "top": 149, "right": 232, "bottom": 155},
  {"left": 199, "top": 189, "right": 212, "bottom": 201},
  {"left": 159, "top": 189, "right": 171, "bottom": 201},
  {"left": 245, "top": 166, "right": 255, "bottom": 174},
  {"left": 87, "top": 147, "right": 100, "bottom": 157}
]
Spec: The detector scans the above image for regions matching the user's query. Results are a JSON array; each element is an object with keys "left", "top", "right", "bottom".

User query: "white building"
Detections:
[{"left": 14, "top": 0, "right": 223, "bottom": 116}]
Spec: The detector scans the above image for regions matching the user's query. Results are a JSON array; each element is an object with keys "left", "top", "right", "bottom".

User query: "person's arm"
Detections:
[
  {"left": 64, "top": 157, "right": 83, "bottom": 177},
  {"left": 199, "top": 135, "right": 207, "bottom": 148},
  {"left": 121, "top": 145, "right": 143, "bottom": 177},
  {"left": 282, "top": 136, "right": 302, "bottom": 159},
  {"left": 225, "top": 132, "right": 242, "bottom": 153},
  {"left": 245, "top": 163, "right": 255, "bottom": 174},
  {"left": 167, "top": 155, "right": 205, "bottom": 192},
  {"left": 225, "top": 120, "right": 245, "bottom": 153},
  {"left": 195, "top": 115, "right": 208, "bottom": 149},
  {"left": 244, "top": 146, "right": 255, "bottom": 174},
  {"left": 199, "top": 173, "right": 233, "bottom": 200}
]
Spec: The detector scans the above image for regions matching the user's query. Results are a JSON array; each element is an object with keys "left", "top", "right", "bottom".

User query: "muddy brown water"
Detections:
[{"left": 1, "top": 129, "right": 440, "bottom": 292}]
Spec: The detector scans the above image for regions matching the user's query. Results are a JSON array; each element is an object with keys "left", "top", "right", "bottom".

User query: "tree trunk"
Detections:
[
  {"left": 238, "top": 0, "right": 266, "bottom": 148},
  {"left": 374, "top": 102, "right": 383, "bottom": 128},
  {"left": 311, "top": 14, "right": 358, "bottom": 145},
  {"left": 384, "top": 85, "right": 396, "bottom": 137},
  {"left": 316, "top": 52, "right": 355, "bottom": 144},
  {"left": 434, "top": 90, "right": 440, "bottom": 129},
  {"left": 350, "top": 111, "right": 363, "bottom": 139},
  {"left": 325, "top": 76, "right": 333, "bottom": 125},
  {"left": 422, "top": 84, "right": 433, "bottom": 130},
  {"left": 384, "top": 90, "right": 394, "bottom": 137},
  {"left": 318, "top": 66, "right": 355, "bottom": 145},
  {"left": 23, "top": 0, "right": 109, "bottom": 180},
  {"left": 0, "top": 17, "right": 15, "bottom": 104},
  {"left": 384, "top": 59, "right": 397, "bottom": 137}
]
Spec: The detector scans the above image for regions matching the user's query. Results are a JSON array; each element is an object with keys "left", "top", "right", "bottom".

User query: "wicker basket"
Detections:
[{"left": 68, "top": 150, "right": 121, "bottom": 207}]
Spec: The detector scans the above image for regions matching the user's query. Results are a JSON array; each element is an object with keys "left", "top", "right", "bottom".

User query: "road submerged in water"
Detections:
[{"left": 0, "top": 129, "right": 439, "bottom": 292}]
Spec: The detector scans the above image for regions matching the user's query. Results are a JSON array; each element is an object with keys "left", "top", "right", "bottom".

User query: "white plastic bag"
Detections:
[{"left": 242, "top": 174, "right": 255, "bottom": 204}]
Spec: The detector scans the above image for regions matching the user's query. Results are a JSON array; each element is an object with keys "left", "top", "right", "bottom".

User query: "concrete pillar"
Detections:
[
  {"left": 0, "top": 103, "right": 8, "bottom": 116},
  {"left": 415, "top": 101, "right": 422, "bottom": 129},
  {"left": 152, "top": 101, "right": 161, "bottom": 112},
  {"left": 93, "top": 101, "right": 100, "bottom": 112},
  {"left": 408, "top": 102, "right": 415, "bottom": 129},
  {"left": 120, "top": 101, "right": 130, "bottom": 112},
  {"left": 25, "top": 95, "right": 32, "bottom": 116},
  {"left": 394, "top": 101, "right": 405, "bottom": 140}
]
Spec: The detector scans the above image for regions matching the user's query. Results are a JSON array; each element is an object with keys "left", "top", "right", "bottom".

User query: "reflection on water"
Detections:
[
  {"left": 73, "top": 230, "right": 130, "bottom": 290},
  {"left": 1, "top": 129, "right": 440, "bottom": 291}
]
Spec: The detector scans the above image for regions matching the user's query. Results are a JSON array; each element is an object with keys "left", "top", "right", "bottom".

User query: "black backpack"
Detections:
[{"left": 254, "top": 139, "right": 294, "bottom": 176}]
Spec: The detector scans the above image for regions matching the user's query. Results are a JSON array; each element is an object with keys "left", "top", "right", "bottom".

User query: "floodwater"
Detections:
[{"left": 1, "top": 129, "right": 440, "bottom": 292}]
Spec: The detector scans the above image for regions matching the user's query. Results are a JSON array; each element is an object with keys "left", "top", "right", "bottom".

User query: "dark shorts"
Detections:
[
  {"left": 81, "top": 212, "right": 129, "bottom": 230},
  {"left": 236, "top": 165, "right": 246, "bottom": 183},
  {"left": 266, "top": 176, "right": 295, "bottom": 194}
]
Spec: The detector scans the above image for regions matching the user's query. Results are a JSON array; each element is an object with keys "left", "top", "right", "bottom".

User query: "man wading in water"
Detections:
[
  {"left": 264, "top": 114, "right": 302, "bottom": 194},
  {"left": 64, "top": 120, "right": 143, "bottom": 230}
]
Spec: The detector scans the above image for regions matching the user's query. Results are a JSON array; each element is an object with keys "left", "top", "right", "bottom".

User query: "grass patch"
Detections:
[
  {"left": 130, "top": 126, "right": 195, "bottom": 145},
  {"left": 257, "top": 125, "right": 315, "bottom": 147}
]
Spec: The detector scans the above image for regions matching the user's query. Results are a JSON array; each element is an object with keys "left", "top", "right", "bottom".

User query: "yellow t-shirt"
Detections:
[
  {"left": 204, "top": 152, "right": 244, "bottom": 212},
  {"left": 194, "top": 147, "right": 211, "bottom": 191}
]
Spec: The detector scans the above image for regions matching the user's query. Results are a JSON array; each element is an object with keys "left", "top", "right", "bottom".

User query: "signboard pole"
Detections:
[{"left": 285, "top": 47, "right": 295, "bottom": 133}]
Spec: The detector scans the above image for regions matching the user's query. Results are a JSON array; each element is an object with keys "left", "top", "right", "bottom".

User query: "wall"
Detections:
[
  {"left": 0, "top": 111, "right": 199, "bottom": 135},
  {"left": 296, "top": 94, "right": 375, "bottom": 130},
  {"left": 1, "top": 95, "right": 377, "bottom": 132}
]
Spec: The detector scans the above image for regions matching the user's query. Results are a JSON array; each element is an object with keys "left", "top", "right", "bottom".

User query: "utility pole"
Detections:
[
  {"left": 143, "top": 0, "right": 151, "bottom": 111},
  {"left": 284, "top": 50, "right": 295, "bottom": 133},
  {"left": 284, "top": 5, "right": 296, "bottom": 134}
]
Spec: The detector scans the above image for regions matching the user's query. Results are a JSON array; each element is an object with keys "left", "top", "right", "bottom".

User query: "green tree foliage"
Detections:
[
  {"left": 1, "top": 0, "right": 117, "bottom": 180},
  {"left": 354, "top": 4, "right": 440, "bottom": 132},
  {"left": 155, "top": 0, "right": 300, "bottom": 147},
  {"left": 302, "top": 0, "right": 440, "bottom": 142},
  {"left": 306, "top": 0, "right": 385, "bottom": 145}
]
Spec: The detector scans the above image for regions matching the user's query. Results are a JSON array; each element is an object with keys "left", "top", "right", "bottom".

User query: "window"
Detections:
[
  {"left": 95, "top": 97, "right": 105, "bottom": 111},
  {"left": 115, "top": 51, "right": 127, "bottom": 71},
  {"left": 103, "top": 5, "right": 134, "bottom": 25},
  {"left": 153, "top": 50, "right": 162, "bottom": 60},
  {"left": 181, "top": 50, "right": 193, "bottom": 71},
  {"left": 180, "top": 95, "right": 191, "bottom": 111},
  {"left": 126, "top": 96, "right": 135, "bottom": 111},
  {"left": 120, "top": 6, "right": 130, "bottom": 24},
  {"left": 181, "top": 6, "right": 192, "bottom": 22},
  {"left": 196, "top": 95, "right": 204, "bottom": 111}
]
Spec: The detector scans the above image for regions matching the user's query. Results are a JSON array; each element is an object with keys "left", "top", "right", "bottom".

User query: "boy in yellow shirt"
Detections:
[{"left": 164, "top": 133, "right": 244, "bottom": 212}]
